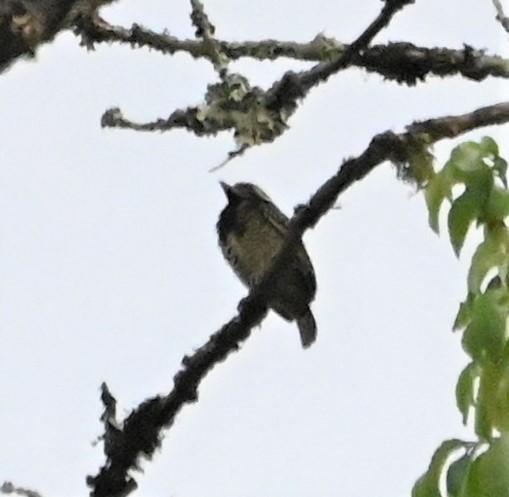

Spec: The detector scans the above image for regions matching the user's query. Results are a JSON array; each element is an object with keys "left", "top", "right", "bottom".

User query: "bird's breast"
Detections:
[{"left": 222, "top": 213, "right": 283, "bottom": 286}]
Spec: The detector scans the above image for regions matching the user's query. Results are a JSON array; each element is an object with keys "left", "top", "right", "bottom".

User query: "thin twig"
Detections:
[
  {"left": 1, "top": 482, "right": 43, "bottom": 497},
  {"left": 493, "top": 0, "right": 509, "bottom": 34},
  {"left": 189, "top": 0, "right": 228, "bottom": 73},
  {"left": 300, "top": 0, "right": 415, "bottom": 89}
]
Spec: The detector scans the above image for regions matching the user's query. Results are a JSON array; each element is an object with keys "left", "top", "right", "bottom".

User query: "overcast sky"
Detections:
[{"left": 0, "top": 1, "right": 507, "bottom": 496}]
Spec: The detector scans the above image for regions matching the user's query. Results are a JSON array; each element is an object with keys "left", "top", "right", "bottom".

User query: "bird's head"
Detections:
[{"left": 220, "top": 182, "right": 272, "bottom": 206}]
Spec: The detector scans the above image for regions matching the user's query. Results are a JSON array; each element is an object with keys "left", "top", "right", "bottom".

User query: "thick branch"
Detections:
[
  {"left": 87, "top": 100, "right": 509, "bottom": 497},
  {"left": 75, "top": 19, "right": 509, "bottom": 84},
  {"left": 0, "top": 0, "right": 116, "bottom": 72}
]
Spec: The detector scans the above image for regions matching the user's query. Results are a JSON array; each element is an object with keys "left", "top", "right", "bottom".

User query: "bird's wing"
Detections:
[
  {"left": 295, "top": 246, "right": 317, "bottom": 296},
  {"left": 263, "top": 204, "right": 317, "bottom": 297}
]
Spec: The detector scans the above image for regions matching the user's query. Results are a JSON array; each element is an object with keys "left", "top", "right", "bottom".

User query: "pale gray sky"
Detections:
[{"left": 0, "top": 1, "right": 506, "bottom": 496}]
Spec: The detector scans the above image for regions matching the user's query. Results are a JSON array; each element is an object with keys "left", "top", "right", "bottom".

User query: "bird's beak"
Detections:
[{"left": 220, "top": 181, "right": 231, "bottom": 196}]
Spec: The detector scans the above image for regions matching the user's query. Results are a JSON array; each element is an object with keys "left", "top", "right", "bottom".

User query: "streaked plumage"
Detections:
[{"left": 217, "top": 182, "right": 317, "bottom": 348}]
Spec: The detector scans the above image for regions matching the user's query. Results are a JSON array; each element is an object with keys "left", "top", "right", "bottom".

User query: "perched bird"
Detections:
[{"left": 217, "top": 182, "right": 317, "bottom": 348}]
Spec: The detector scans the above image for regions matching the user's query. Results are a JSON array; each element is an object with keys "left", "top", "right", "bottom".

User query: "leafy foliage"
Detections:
[
  {"left": 415, "top": 138, "right": 509, "bottom": 497},
  {"left": 412, "top": 439, "right": 467, "bottom": 497}
]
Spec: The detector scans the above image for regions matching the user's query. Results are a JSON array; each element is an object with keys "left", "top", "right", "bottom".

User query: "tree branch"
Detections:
[
  {"left": 88, "top": 100, "right": 509, "bottom": 497},
  {"left": 0, "top": 0, "right": 117, "bottom": 73},
  {"left": 99, "top": 0, "right": 418, "bottom": 165},
  {"left": 75, "top": 18, "right": 509, "bottom": 85},
  {"left": 1, "top": 482, "right": 43, "bottom": 497},
  {"left": 298, "top": 0, "right": 415, "bottom": 89},
  {"left": 492, "top": 0, "right": 509, "bottom": 35},
  {"left": 100, "top": 41, "right": 509, "bottom": 137}
]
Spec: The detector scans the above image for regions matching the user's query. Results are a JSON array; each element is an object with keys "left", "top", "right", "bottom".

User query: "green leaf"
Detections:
[
  {"left": 412, "top": 439, "right": 466, "bottom": 497},
  {"left": 473, "top": 359, "right": 509, "bottom": 438},
  {"left": 456, "top": 362, "right": 478, "bottom": 424},
  {"left": 464, "top": 169, "right": 494, "bottom": 199},
  {"left": 447, "top": 453, "right": 473, "bottom": 497},
  {"left": 493, "top": 357, "right": 509, "bottom": 431},
  {"left": 425, "top": 171, "right": 452, "bottom": 233},
  {"left": 449, "top": 142, "right": 485, "bottom": 173},
  {"left": 448, "top": 142, "right": 491, "bottom": 188},
  {"left": 493, "top": 157, "right": 508, "bottom": 188},
  {"left": 479, "top": 136, "right": 499, "bottom": 156},
  {"left": 467, "top": 233, "right": 507, "bottom": 294},
  {"left": 474, "top": 379, "right": 492, "bottom": 440},
  {"left": 464, "top": 434, "right": 509, "bottom": 497},
  {"left": 472, "top": 359, "right": 509, "bottom": 433},
  {"left": 448, "top": 190, "right": 482, "bottom": 256},
  {"left": 486, "top": 187, "right": 509, "bottom": 221},
  {"left": 453, "top": 294, "right": 475, "bottom": 331},
  {"left": 462, "top": 292, "right": 507, "bottom": 364},
  {"left": 448, "top": 143, "right": 494, "bottom": 198}
]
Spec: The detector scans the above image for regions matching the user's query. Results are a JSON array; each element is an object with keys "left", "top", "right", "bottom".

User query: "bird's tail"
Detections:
[{"left": 297, "top": 309, "right": 317, "bottom": 349}]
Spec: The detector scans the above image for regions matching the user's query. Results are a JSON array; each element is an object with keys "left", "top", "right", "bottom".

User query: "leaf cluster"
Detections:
[{"left": 414, "top": 138, "right": 509, "bottom": 497}]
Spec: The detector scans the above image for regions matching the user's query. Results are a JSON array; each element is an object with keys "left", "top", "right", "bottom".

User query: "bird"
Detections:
[{"left": 217, "top": 181, "right": 317, "bottom": 348}]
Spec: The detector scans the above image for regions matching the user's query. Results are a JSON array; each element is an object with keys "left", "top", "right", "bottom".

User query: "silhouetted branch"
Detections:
[
  {"left": 88, "top": 3, "right": 423, "bottom": 496},
  {"left": 0, "top": 0, "right": 116, "bottom": 72},
  {"left": 88, "top": 99, "right": 509, "bottom": 497},
  {"left": 0, "top": 0, "right": 76, "bottom": 71}
]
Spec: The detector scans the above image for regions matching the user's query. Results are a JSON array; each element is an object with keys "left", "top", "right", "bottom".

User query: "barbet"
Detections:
[{"left": 217, "top": 182, "right": 317, "bottom": 348}]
